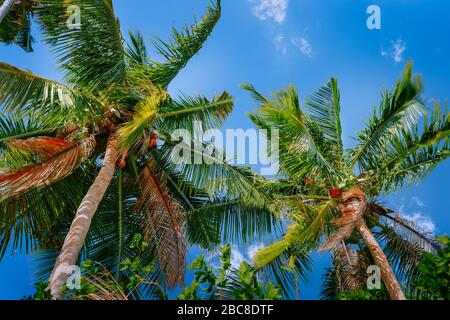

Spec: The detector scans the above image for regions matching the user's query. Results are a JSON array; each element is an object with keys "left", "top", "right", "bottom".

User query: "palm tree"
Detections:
[
  {"left": 243, "top": 63, "right": 449, "bottom": 300},
  {"left": 0, "top": 0, "right": 273, "bottom": 299},
  {"left": 0, "top": 0, "right": 17, "bottom": 22},
  {"left": 0, "top": 0, "right": 35, "bottom": 52}
]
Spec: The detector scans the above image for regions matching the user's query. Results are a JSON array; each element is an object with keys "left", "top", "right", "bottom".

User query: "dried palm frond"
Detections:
[
  {"left": 333, "top": 244, "right": 368, "bottom": 292},
  {"left": 138, "top": 158, "right": 186, "bottom": 288},
  {"left": 7, "top": 137, "right": 74, "bottom": 160},
  {"left": 0, "top": 135, "right": 96, "bottom": 201},
  {"left": 370, "top": 203, "right": 440, "bottom": 253},
  {"left": 56, "top": 125, "right": 79, "bottom": 141}
]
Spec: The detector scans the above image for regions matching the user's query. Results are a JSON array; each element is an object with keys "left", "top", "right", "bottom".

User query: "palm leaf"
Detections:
[
  {"left": 245, "top": 85, "right": 340, "bottom": 184},
  {"left": 348, "top": 63, "right": 425, "bottom": 173},
  {"left": 304, "top": 78, "right": 344, "bottom": 170},
  {"left": 147, "top": 0, "right": 221, "bottom": 88},
  {"left": 0, "top": 62, "right": 102, "bottom": 123},
  {"left": 126, "top": 31, "right": 148, "bottom": 66},
  {"left": 0, "top": 135, "right": 96, "bottom": 201},
  {"left": 35, "top": 0, "right": 126, "bottom": 90},
  {"left": 156, "top": 91, "right": 234, "bottom": 136},
  {"left": 137, "top": 158, "right": 187, "bottom": 289}
]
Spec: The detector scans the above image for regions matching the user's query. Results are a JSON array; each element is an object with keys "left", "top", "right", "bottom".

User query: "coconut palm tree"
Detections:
[
  {"left": 0, "top": 0, "right": 17, "bottom": 22},
  {"left": 243, "top": 63, "right": 450, "bottom": 300},
  {"left": 0, "top": 0, "right": 35, "bottom": 51},
  {"left": 0, "top": 0, "right": 274, "bottom": 299}
]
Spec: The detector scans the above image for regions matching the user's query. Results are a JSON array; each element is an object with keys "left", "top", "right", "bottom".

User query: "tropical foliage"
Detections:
[
  {"left": 0, "top": 0, "right": 35, "bottom": 52},
  {"left": 244, "top": 63, "right": 450, "bottom": 300},
  {"left": 1, "top": 0, "right": 449, "bottom": 302},
  {"left": 179, "top": 244, "right": 283, "bottom": 300},
  {"left": 0, "top": 0, "right": 275, "bottom": 299},
  {"left": 409, "top": 236, "right": 450, "bottom": 300}
]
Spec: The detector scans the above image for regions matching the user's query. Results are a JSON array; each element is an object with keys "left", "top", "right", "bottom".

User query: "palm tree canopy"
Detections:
[
  {"left": 0, "top": 0, "right": 276, "bottom": 293},
  {"left": 244, "top": 63, "right": 449, "bottom": 295}
]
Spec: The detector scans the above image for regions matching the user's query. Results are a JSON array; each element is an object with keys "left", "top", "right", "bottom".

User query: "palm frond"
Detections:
[
  {"left": 370, "top": 203, "right": 440, "bottom": 253},
  {"left": 0, "top": 62, "right": 102, "bottom": 123},
  {"left": 347, "top": 62, "right": 425, "bottom": 173},
  {"left": 36, "top": 0, "right": 126, "bottom": 90},
  {"left": 0, "top": 170, "right": 88, "bottom": 261},
  {"left": 156, "top": 91, "right": 234, "bottom": 136},
  {"left": 253, "top": 201, "right": 336, "bottom": 269},
  {"left": 147, "top": 0, "right": 221, "bottom": 88},
  {"left": 246, "top": 85, "right": 341, "bottom": 185},
  {"left": 118, "top": 89, "right": 170, "bottom": 149},
  {"left": 372, "top": 103, "right": 450, "bottom": 193},
  {"left": 138, "top": 158, "right": 186, "bottom": 289},
  {"left": 0, "top": 111, "right": 57, "bottom": 151},
  {"left": 375, "top": 226, "right": 425, "bottom": 283},
  {"left": 304, "top": 78, "right": 344, "bottom": 170},
  {"left": 186, "top": 198, "right": 279, "bottom": 249},
  {"left": 156, "top": 137, "right": 269, "bottom": 208},
  {"left": 0, "top": 1, "right": 34, "bottom": 52},
  {"left": 126, "top": 31, "right": 148, "bottom": 66},
  {"left": 0, "top": 135, "right": 96, "bottom": 201}
]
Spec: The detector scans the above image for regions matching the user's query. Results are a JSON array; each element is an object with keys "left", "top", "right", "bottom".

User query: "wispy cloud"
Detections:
[
  {"left": 247, "top": 243, "right": 265, "bottom": 260},
  {"left": 274, "top": 33, "right": 287, "bottom": 54},
  {"left": 381, "top": 39, "right": 407, "bottom": 63},
  {"left": 230, "top": 246, "right": 246, "bottom": 269},
  {"left": 250, "top": 0, "right": 289, "bottom": 24},
  {"left": 411, "top": 196, "right": 425, "bottom": 208},
  {"left": 291, "top": 37, "right": 313, "bottom": 58},
  {"left": 402, "top": 213, "right": 436, "bottom": 234},
  {"left": 398, "top": 198, "right": 435, "bottom": 234}
]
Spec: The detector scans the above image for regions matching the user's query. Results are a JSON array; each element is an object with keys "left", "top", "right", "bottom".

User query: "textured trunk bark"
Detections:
[
  {"left": 0, "top": 0, "right": 17, "bottom": 23},
  {"left": 48, "top": 135, "right": 120, "bottom": 299},
  {"left": 356, "top": 222, "right": 406, "bottom": 300},
  {"left": 334, "top": 186, "right": 406, "bottom": 300}
]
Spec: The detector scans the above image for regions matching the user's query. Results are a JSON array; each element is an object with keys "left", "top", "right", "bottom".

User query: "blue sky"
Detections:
[{"left": 1, "top": 0, "right": 450, "bottom": 299}]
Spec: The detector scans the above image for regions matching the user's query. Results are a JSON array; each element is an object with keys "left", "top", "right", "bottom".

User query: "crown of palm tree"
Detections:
[
  {"left": 244, "top": 63, "right": 449, "bottom": 299},
  {"left": 0, "top": 0, "right": 276, "bottom": 299}
]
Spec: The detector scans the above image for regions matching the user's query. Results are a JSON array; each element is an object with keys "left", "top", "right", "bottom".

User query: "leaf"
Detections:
[
  {"left": 118, "top": 88, "right": 170, "bottom": 149},
  {"left": 147, "top": 0, "right": 221, "bottom": 87},
  {"left": 0, "top": 62, "right": 102, "bottom": 124},
  {"left": 126, "top": 31, "right": 148, "bottom": 65},
  {"left": 304, "top": 78, "right": 344, "bottom": 170},
  {"left": 348, "top": 62, "right": 425, "bottom": 173},
  {"left": 0, "top": 135, "right": 96, "bottom": 201},
  {"left": 156, "top": 91, "right": 234, "bottom": 136},
  {"left": 246, "top": 84, "right": 341, "bottom": 185},
  {"left": 138, "top": 158, "right": 187, "bottom": 289},
  {"left": 36, "top": 0, "right": 126, "bottom": 90}
]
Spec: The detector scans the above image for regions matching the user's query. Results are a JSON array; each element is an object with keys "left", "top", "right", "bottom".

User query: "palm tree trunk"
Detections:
[
  {"left": 356, "top": 221, "right": 406, "bottom": 300},
  {"left": 0, "top": 0, "right": 17, "bottom": 23},
  {"left": 48, "top": 135, "right": 120, "bottom": 299}
]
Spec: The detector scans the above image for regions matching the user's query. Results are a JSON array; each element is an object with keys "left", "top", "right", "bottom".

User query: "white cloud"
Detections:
[
  {"left": 247, "top": 243, "right": 265, "bottom": 260},
  {"left": 250, "top": 0, "right": 289, "bottom": 24},
  {"left": 274, "top": 33, "right": 286, "bottom": 54},
  {"left": 393, "top": 39, "right": 406, "bottom": 63},
  {"left": 230, "top": 246, "right": 246, "bottom": 269},
  {"left": 381, "top": 39, "right": 406, "bottom": 63},
  {"left": 402, "top": 213, "right": 436, "bottom": 234},
  {"left": 411, "top": 196, "right": 425, "bottom": 208},
  {"left": 226, "top": 243, "right": 265, "bottom": 269},
  {"left": 291, "top": 37, "right": 313, "bottom": 58},
  {"left": 397, "top": 198, "right": 435, "bottom": 234}
]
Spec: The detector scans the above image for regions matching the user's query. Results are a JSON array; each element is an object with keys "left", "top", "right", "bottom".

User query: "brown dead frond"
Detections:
[
  {"left": 138, "top": 158, "right": 186, "bottom": 289},
  {"left": 0, "top": 135, "right": 96, "bottom": 201}
]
